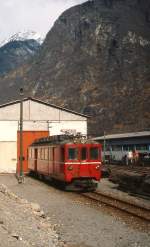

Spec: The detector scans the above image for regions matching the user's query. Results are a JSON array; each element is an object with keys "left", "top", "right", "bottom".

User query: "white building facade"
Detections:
[{"left": 0, "top": 98, "right": 87, "bottom": 173}]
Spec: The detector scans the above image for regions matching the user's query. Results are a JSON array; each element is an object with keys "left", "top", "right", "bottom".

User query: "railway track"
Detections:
[
  {"left": 105, "top": 164, "right": 150, "bottom": 176},
  {"left": 82, "top": 191, "right": 150, "bottom": 222}
]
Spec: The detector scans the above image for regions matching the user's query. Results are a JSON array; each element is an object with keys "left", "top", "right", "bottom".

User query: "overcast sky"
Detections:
[{"left": 0, "top": 0, "right": 87, "bottom": 42}]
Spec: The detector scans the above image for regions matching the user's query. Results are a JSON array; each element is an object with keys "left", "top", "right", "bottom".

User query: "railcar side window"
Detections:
[
  {"left": 32, "top": 149, "right": 34, "bottom": 158},
  {"left": 41, "top": 148, "right": 45, "bottom": 160},
  {"left": 41, "top": 149, "right": 43, "bottom": 159},
  {"left": 38, "top": 149, "right": 41, "bottom": 159},
  {"left": 45, "top": 148, "right": 48, "bottom": 160},
  {"left": 68, "top": 148, "right": 78, "bottom": 160},
  {"left": 31, "top": 149, "right": 34, "bottom": 158},
  {"left": 61, "top": 148, "right": 65, "bottom": 162},
  {"left": 81, "top": 147, "right": 87, "bottom": 160},
  {"left": 90, "top": 147, "right": 99, "bottom": 160},
  {"left": 29, "top": 149, "right": 32, "bottom": 159}
]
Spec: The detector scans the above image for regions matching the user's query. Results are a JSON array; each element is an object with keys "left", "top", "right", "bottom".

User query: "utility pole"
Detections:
[
  {"left": 18, "top": 88, "right": 24, "bottom": 184},
  {"left": 103, "top": 131, "right": 106, "bottom": 164}
]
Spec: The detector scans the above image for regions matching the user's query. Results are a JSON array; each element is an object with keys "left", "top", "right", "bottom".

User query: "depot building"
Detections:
[{"left": 0, "top": 97, "right": 87, "bottom": 173}]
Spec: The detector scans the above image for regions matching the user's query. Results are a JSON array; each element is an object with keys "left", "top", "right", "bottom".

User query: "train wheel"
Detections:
[
  {"left": 38, "top": 174, "right": 43, "bottom": 180},
  {"left": 65, "top": 183, "right": 84, "bottom": 192}
]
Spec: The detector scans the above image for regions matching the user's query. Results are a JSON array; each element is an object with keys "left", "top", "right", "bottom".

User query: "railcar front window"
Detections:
[
  {"left": 68, "top": 148, "right": 78, "bottom": 160},
  {"left": 90, "top": 147, "right": 99, "bottom": 160},
  {"left": 81, "top": 147, "right": 87, "bottom": 160}
]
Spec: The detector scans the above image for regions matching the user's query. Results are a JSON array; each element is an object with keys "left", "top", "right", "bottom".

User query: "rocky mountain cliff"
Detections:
[
  {"left": 0, "top": 39, "right": 40, "bottom": 75},
  {"left": 0, "top": 0, "right": 150, "bottom": 135}
]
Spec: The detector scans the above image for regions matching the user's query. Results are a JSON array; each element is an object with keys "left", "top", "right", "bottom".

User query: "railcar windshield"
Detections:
[
  {"left": 81, "top": 147, "right": 87, "bottom": 160},
  {"left": 68, "top": 148, "right": 78, "bottom": 160},
  {"left": 90, "top": 147, "right": 99, "bottom": 160}
]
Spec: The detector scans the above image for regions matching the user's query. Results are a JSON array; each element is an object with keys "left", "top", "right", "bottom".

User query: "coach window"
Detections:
[
  {"left": 81, "top": 147, "right": 87, "bottom": 160},
  {"left": 68, "top": 148, "right": 78, "bottom": 160},
  {"left": 90, "top": 147, "right": 99, "bottom": 160}
]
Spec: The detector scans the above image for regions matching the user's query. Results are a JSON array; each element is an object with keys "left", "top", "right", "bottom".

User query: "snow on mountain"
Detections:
[{"left": 0, "top": 30, "right": 44, "bottom": 47}]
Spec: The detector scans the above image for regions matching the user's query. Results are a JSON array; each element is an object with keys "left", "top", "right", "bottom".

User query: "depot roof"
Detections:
[
  {"left": 93, "top": 131, "right": 150, "bottom": 141},
  {"left": 0, "top": 97, "right": 88, "bottom": 118}
]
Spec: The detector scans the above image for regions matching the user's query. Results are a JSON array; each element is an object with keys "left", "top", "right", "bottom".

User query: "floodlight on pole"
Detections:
[{"left": 18, "top": 87, "right": 24, "bottom": 183}]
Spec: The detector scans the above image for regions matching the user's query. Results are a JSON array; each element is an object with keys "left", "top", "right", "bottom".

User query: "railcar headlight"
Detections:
[
  {"left": 68, "top": 165, "right": 73, "bottom": 171},
  {"left": 96, "top": 165, "right": 100, "bottom": 170}
]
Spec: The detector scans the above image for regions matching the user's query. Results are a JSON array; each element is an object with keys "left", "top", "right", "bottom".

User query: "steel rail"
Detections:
[
  {"left": 106, "top": 165, "right": 150, "bottom": 175},
  {"left": 82, "top": 191, "right": 150, "bottom": 222}
]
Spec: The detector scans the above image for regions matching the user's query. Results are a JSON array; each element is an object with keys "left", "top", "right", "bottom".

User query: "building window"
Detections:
[
  {"left": 136, "top": 144, "right": 148, "bottom": 151},
  {"left": 123, "top": 145, "right": 128, "bottom": 151},
  {"left": 112, "top": 145, "right": 122, "bottom": 151}
]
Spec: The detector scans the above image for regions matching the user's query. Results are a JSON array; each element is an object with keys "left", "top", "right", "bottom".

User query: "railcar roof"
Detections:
[
  {"left": 30, "top": 135, "right": 99, "bottom": 146},
  {"left": 31, "top": 135, "right": 74, "bottom": 145}
]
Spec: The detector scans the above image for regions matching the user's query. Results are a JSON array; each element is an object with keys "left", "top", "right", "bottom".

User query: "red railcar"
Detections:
[{"left": 28, "top": 135, "right": 102, "bottom": 191}]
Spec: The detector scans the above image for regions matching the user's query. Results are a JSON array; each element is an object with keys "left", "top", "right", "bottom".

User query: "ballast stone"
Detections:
[{"left": 30, "top": 202, "right": 41, "bottom": 212}]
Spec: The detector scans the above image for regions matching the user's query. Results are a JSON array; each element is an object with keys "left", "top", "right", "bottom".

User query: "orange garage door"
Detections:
[{"left": 17, "top": 131, "right": 49, "bottom": 174}]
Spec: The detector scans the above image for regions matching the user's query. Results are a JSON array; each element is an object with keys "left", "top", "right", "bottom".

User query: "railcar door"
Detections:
[
  {"left": 79, "top": 145, "right": 91, "bottom": 177},
  {"left": 53, "top": 146, "right": 62, "bottom": 177},
  {"left": 49, "top": 146, "right": 57, "bottom": 176},
  {"left": 53, "top": 147, "right": 56, "bottom": 174},
  {"left": 48, "top": 146, "right": 65, "bottom": 180},
  {"left": 48, "top": 147, "right": 54, "bottom": 175},
  {"left": 66, "top": 145, "right": 79, "bottom": 180},
  {"left": 88, "top": 145, "right": 101, "bottom": 180}
]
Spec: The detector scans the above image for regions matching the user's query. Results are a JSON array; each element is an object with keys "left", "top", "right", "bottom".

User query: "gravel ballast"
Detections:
[
  {"left": 0, "top": 183, "right": 62, "bottom": 247},
  {"left": 0, "top": 175, "right": 149, "bottom": 247}
]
